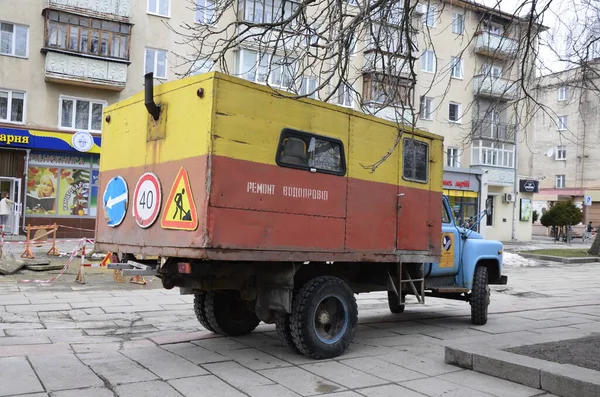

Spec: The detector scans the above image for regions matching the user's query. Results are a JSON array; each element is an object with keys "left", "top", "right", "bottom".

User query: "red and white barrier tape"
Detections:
[
  {"left": 0, "top": 238, "right": 95, "bottom": 246},
  {"left": 18, "top": 238, "right": 88, "bottom": 284}
]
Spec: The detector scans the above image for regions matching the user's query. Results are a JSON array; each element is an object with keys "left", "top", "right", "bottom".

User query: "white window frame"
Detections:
[
  {"left": 448, "top": 102, "right": 461, "bottom": 123},
  {"left": 58, "top": 95, "right": 106, "bottom": 133},
  {"left": 558, "top": 86, "right": 568, "bottom": 101},
  {"left": 452, "top": 13, "right": 464, "bottom": 35},
  {"left": 420, "top": 96, "right": 433, "bottom": 120},
  {"left": 421, "top": 49, "right": 435, "bottom": 73},
  {"left": 483, "top": 21, "right": 503, "bottom": 35},
  {"left": 557, "top": 115, "right": 567, "bottom": 131},
  {"left": 555, "top": 145, "right": 566, "bottom": 160},
  {"left": 450, "top": 56, "right": 463, "bottom": 79},
  {"left": 300, "top": 76, "right": 318, "bottom": 99},
  {"left": 337, "top": 82, "right": 353, "bottom": 108},
  {"left": 191, "top": 57, "right": 214, "bottom": 75},
  {"left": 446, "top": 147, "right": 461, "bottom": 167},
  {"left": 0, "top": 89, "right": 26, "bottom": 124},
  {"left": 423, "top": 5, "right": 436, "bottom": 27},
  {"left": 144, "top": 47, "right": 168, "bottom": 79},
  {"left": 555, "top": 174, "right": 565, "bottom": 188},
  {"left": 195, "top": 0, "right": 215, "bottom": 24},
  {"left": 235, "top": 48, "right": 297, "bottom": 90},
  {"left": 471, "top": 140, "right": 515, "bottom": 168},
  {"left": 0, "top": 21, "right": 29, "bottom": 58},
  {"left": 147, "top": 0, "right": 170, "bottom": 17}
]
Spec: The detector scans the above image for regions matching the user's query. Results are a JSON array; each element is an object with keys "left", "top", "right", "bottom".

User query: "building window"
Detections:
[
  {"left": 239, "top": 0, "right": 300, "bottom": 24},
  {"left": 558, "top": 86, "right": 568, "bottom": 101},
  {"left": 0, "top": 89, "right": 25, "bottom": 123},
  {"left": 235, "top": 48, "right": 296, "bottom": 90},
  {"left": 557, "top": 116, "right": 567, "bottom": 131},
  {"left": 423, "top": 5, "right": 436, "bottom": 27},
  {"left": 482, "top": 63, "right": 502, "bottom": 78},
  {"left": 448, "top": 102, "right": 461, "bottom": 123},
  {"left": 403, "top": 138, "right": 429, "bottom": 183},
  {"left": 450, "top": 56, "right": 463, "bottom": 79},
  {"left": 148, "top": 0, "right": 170, "bottom": 16},
  {"left": 556, "top": 145, "right": 566, "bottom": 160},
  {"left": 195, "top": 0, "right": 216, "bottom": 24},
  {"left": 452, "top": 13, "right": 464, "bottom": 34},
  {"left": 446, "top": 147, "right": 460, "bottom": 167},
  {"left": 276, "top": 128, "right": 345, "bottom": 175},
  {"left": 421, "top": 49, "right": 435, "bottom": 73},
  {"left": 191, "top": 57, "right": 214, "bottom": 75},
  {"left": 145, "top": 48, "right": 168, "bottom": 79},
  {"left": 420, "top": 96, "right": 433, "bottom": 120},
  {"left": 471, "top": 140, "right": 515, "bottom": 168},
  {"left": 45, "top": 11, "right": 131, "bottom": 60},
  {"left": 485, "top": 195, "right": 494, "bottom": 226},
  {"left": 59, "top": 96, "right": 105, "bottom": 133},
  {"left": 337, "top": 83, "right": 353, "bottom": 107},
  {"left": 300, "top": 77, "right": 318, "bottom": 99},
  {"left": 0, "top": 22, "right": 28, "bottom": 57},
  {"left": 363, "top": 75, "right": 410, "bottom": 107},
  {"left": 555, "top": 174, "right": 565, "bottom": 188}
]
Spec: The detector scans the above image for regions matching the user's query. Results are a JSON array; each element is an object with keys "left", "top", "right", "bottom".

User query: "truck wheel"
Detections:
[
  {"left": 387, "top": 291, "right": 405, "bottom": 314},
  {"left": 193, "top": 292, "right": 216, "bottom": 332},
  {"left": 204, "top": 291, "right": 260, "bottom": 336},
  {"left": 471, "top": 266, "right": 490, "bottom": 325},
  {"left": 275, "top": 312, "right": 300, "bottom": 353},
  {"left": 290, "top": 276, "right": 357, "bottom": 359}
]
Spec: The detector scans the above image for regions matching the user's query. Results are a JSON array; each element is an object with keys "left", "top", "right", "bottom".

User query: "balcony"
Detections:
[
  {"left": 45, "top": 51, "right": 127, "bottom": 91},
  {"left": 474, "top": 32, "right": 518, "bottom": 59},
  {"left": 363, "top": 53, "right": 412, "bottom": 77},
  {"left": 362, "top": 105, "right": 415, "bottom": 125},
  {"left": 44, "top": 0, "right": 131, "bottom": 21},
  {"left": 473, "top": 74, "right": 518, "bottom": 100},
  {"left": 472, "top": 118, "right": 515, "bottom": 142}
]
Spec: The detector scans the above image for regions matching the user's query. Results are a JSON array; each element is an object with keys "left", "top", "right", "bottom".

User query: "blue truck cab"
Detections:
[{"left": 391, "top": 195, "right": 507, "bottom": 325}]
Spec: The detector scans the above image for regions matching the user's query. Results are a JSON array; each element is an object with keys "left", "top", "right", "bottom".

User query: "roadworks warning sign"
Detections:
[{"left": 160, "top": 167, "right": 198, "bottom": 231}]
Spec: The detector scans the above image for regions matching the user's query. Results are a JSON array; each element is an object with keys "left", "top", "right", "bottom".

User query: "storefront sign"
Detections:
[
  {"left": 29, "top": 152, "right": 92, "bottom": 167},
  {"left": 442, "top": 171, "right": 480, "bottom": 192},
  {"left": 519, "top": 179, "right": 539, "bottom": 193},
  {"left": 0, "top": 127, "right": 101, "bottom": 153}
]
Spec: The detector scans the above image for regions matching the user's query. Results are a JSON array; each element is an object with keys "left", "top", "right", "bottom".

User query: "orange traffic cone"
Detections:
[{"left": 129, "top": 275, "right": 147, "bottom": 285}]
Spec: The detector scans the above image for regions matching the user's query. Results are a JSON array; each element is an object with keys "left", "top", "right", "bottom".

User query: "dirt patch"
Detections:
[{"left": 505, "top": 335, "right": 600, "bottom": 371}]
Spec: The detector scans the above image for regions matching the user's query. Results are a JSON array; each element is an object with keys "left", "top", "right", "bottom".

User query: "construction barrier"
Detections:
[{"left": 21, "top": 224, "right": 60, "bottom": 259}]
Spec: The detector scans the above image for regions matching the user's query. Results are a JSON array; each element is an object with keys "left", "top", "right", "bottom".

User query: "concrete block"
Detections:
[
  {"left": 444, "top": 346, "right": 473, "bottom": 369},
  {"left": 77, "top": 351, "right": 158, "bottom": 385},
  {"left": 120, "top": 346, "right": 207, "bottom": 379},
  {"left": 541, "top": 363, "right": 600, "bottom": 397},
  {"left": 169, "top": 375, "right": 247, "bottom": 397},
  {"left": 340, "top": 357, "right": 425, "bottom": 382},
  {"left": 161, "top": 342, "right": 228, "bottom": 365},
  {"left": 0, "top": 356, "right": 44, "bottom": 397},
  {"left": 29, "top": 353, "right": 103, "bottom": 391},
  {"left": 258, "top": 366, "right": 345, "bottom": 396},
  {"left": 115, "top": 380, "right": 183, "bottom": 397},
  {"left": 205, "top": 361, "right": 273, "bottom": 389},
  {"left": 358, "top": 384, "right": 427, "bottom": 397},
  {"left": 51, "top": 387, "right": 114, "bottom": 397},
  {"left": 300, "top": 361, "right": 387, "bottom": 389},
  {"left": 472, "top": 350, "right": 541, "bottom": 389}
]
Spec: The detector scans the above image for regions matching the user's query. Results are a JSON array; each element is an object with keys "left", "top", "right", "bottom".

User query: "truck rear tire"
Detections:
[
  {"left": 387, "top": 291, "right": 405, "bottom": 314},
  {"left": 204, "top": 291, "right": 260, "bottom": 336},
  {"left": 471, "top": 266, "right": 490, "bottom": 325},
  {"left": 289, "top": 276, "right": 357, "bottom": 359},
  {"left": 275, "top": 312, "right": 300, "bottom": 353},
  {"left": 193, "top": 292, "right": 216, "bottom": 332}
]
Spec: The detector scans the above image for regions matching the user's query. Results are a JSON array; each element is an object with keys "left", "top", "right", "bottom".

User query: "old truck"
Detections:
[{"left": 96, "top": 71, "right": 506, "bottom": 359}]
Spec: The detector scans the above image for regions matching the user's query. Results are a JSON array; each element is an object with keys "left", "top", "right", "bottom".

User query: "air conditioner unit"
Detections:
[{"left": 504, "top": 193, "right": 515, "bottom": 203}]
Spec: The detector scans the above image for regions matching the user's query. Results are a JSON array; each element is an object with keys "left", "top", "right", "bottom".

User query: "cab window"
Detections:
[
  {"left": 442, "top": 201, "right": 452, "bottom": 224},
  {"left": 276, "top": 128, "right": 346, "bottom": 176}
]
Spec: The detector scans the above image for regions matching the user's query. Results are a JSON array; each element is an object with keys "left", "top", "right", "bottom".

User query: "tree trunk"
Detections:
[{"left": 588, "top": 233, "right": 600, "bottom": 256}]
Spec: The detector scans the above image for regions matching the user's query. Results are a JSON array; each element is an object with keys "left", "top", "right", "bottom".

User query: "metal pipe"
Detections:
[{"left": 144, "top": 72, "right": 160, "bottom": 120}]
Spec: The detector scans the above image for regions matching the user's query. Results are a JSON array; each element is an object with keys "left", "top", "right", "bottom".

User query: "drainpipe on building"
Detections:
[
  {"left": 511, "top": 103, "right": 520, "bottom": 241},
  {"left": 22, "top": 149, "right": 30, "bottom": 235}
]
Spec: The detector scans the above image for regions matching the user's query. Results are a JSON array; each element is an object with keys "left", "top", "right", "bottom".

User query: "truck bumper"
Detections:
[{"left": 490, "top": 275, "right": 508, "bottom": 285}]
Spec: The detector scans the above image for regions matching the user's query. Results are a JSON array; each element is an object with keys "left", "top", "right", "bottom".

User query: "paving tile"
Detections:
[
  {"left": 300, "top": 361, "right": 387, "bottom": 389},
  {"left": 72, "top": 340, "right": 156, "bottom": 354},
  {"left": 192, "top": 338, "right": 249, "bottom": 351},
  {"left": 340, "top": 357, "right": 426, "bottom": 382},
  {"left": 77, "top": 351, "right": 158, "bottom": 385},
  {"left": 218, "top": 347, "right": 290, "bottom": 370},
  {"left": 6, "top": 304, "right": 72, "bottom": 312},
  {"left": 0, "top": 342, "right": 72, "bottom": 357},
  {"left": 401, "top": 377, "right": 496, "bottom": 397},
  {"left": 0, "top": 322, "right": 45, "bottom": 330},
  {"left": 169, "top": 375, "right": 246, "bottom": 397},
  {"left": 51, "top": 387, "right": 114, "bottom": 397},
  {"left": 29, "top": 353, "right": 103, "bottom": 391},
  {"left": 115, "top": 380, "right": 183, "bottom": 397},
  {"left": 357, "top": 384, "right": 427, "bottom": 397},
  {"left": 161, "top": 342, "right": 229, "bottom": 364},
  {"left": 0, "top": 356, "right": 44, "bottom": 396},
  {"left": 438, "top": 370, "right": 543, "bottom": 397},
  {"left": 378, "top": 351, "right": 462, "bottom": 377},
  {"left": 148, "top": 330, "right": 218, "bottom": 345},
  {"left": 204, "top": 361, "right": 273, "bottom": 389},
  {"left": 258, "top": 366, "right": 346, "bottom": 396},
  {"left": 102, "top": 305, "right": 163, "bottom": 313},
  {"left": 243, "top": 384, "right": 301, "bottom": 397},
  {"left": 0, "top": 336, "right": 51, "bottom": 345},
  {"left": 120, "top": 346, "right": 207, "bottom": 379}
]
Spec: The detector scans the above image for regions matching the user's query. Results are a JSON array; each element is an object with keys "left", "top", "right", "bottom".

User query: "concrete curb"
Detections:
[
  {"left": 518, "top": 253, "right": 600, "bottom": 264},
  {"left": 445, "top": 338, "right": 600, "bottom": 397}
]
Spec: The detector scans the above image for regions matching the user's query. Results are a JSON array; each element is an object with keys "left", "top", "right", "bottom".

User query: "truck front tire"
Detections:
[
  {"left": 204, "top": 291, "right": 260, "bottom": 336},
  {"left": 470, "top": 266, "right": 490, "bottom": 325},
  {"left": 289, "top": 276, "right": 357, "bottom": 359}
]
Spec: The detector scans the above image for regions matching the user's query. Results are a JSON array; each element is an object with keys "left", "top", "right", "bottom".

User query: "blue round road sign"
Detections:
[{"left": 103, "top": 176, "right": 129, "bottom": 227}]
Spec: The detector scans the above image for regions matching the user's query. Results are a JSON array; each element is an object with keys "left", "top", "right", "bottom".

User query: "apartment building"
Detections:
[
  {"left": 525, "top": 65, "right": 600, "bottom": 226},
  {"left": 0, "top": 0, "right": 541, "bottom": 240}
]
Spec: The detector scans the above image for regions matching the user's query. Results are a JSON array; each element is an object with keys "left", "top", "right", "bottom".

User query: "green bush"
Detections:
[{"left": 540, "top": 200, "right": 583, "bottom": 227}]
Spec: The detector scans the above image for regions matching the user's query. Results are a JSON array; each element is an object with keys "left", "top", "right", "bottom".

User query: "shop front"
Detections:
[
  {"left": 0, "top": 127, "right": 101, "bottom": 238},
  {"left": 442, "top": 168, "right": 483, "bottom": 229}
]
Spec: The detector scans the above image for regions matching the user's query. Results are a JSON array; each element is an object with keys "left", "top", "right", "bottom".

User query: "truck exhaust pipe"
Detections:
[{"left": 144, "top": 72, "right": 161, "bottom": 121}]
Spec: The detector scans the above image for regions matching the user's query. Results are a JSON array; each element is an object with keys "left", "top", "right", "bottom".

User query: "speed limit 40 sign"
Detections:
[{"left": 133, "top": 173, "right": 162, "bottom": 228}]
